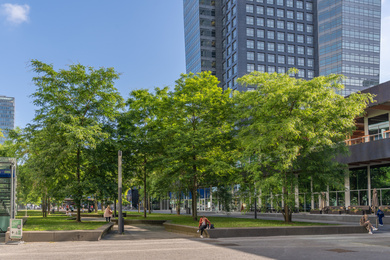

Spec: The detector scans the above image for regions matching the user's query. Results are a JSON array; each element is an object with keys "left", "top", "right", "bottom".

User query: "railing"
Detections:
[{"left": 345, "top": 130, "right": 390, "bottom": 146}]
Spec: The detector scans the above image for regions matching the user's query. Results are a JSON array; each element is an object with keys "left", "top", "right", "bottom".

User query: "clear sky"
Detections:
[{"left": 0, "top": 0, "right": 389, "bottom": 128}]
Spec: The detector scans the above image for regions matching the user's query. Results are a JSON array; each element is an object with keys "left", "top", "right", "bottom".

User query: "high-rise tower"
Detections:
[
  {"left": 0, "top": 96, "right": 15, "bottom": 144},
  {"left": 317, "top": 0, "right": 381, "bottom": 96},
  {"left": 183, "top": 0, "right": 381, "bottom": 95}
]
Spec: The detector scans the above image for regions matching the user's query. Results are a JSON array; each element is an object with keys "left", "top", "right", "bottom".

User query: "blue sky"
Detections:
[{"left": 0, "top": 0, "right": 389, "bottom": 128}]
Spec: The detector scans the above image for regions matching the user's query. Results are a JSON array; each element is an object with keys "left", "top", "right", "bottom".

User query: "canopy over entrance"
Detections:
[{"left": 0, "top": 157, "right": 17, "bottom": 233}]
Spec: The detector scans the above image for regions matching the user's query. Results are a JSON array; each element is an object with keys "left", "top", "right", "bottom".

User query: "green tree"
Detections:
[
  {"left": 163, "top": 72, "right": 235, "bottom": 220},
  {"left": 118, "top": 87, "right": 169, "bottom": 218},
  {"left": 235, "top": 70, "right": 373, "bottom": 222},
  {"left": 29, "top": 60, "right": 124, "bottom": 222}
]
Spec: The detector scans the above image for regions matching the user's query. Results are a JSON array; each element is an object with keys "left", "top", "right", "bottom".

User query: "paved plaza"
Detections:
[
  {"left": 1, "top": 231, "right": 390, "bottom": 260},
  {"left": 1, "top": 219, "right": 390, "bottom": 260}
]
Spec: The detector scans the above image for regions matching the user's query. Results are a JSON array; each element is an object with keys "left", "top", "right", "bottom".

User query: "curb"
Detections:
[
  {"left": 5, "top": 222, "right": 113, "bottom": 243},
  {"left": 163, "top": 222, "right": 367, "bottom": 238}
]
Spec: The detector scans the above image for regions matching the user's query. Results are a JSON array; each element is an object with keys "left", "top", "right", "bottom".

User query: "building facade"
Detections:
[
  {"left": 317, "top": 0, "right": 381, "bottom": 96},
  {"left": 183, "top": 0, "right": 381, "bottom": 94},
  {"left": 0, "top": 96, "right": 15, "bottom": 144}
]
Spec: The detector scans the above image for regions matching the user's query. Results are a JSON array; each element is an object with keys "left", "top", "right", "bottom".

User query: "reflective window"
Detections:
[
  {"left": 268, "top": 54, "right": 275, "bottom": 63},
  {"left": 288, "top": 56, "right": 295, "bottom": 65},
  {"left": 287, "top": 45, "right": 294, "bottom": 53},
  {"left": 268, "top": 42, "right": 275, "bottom": 51},
  {"left": 277, "top": 20, "right": 285, "bottom": 29},
  {"left": 267, "top": 19, "right": 275, "bottom": 28},
  {"left": 277, "top": 43, "right": 285, "bottom": 52},
  {"left": 278, "top": 55, "right": 285, "bottom": 64},
  {"left": 257, "top": 29, "right": 265, "bottom": 38},
  {"left": 247, "top": 28, "right": 255, "bottom": 37},
  {"left": 257, "top": 17, "right": 265, "bottom": 26},
  {"left": 268, "top": 66, "right": 276, "bottom": 73},
  {"left": 277, "top": 32, "right": 285, "bottom": 40},
  {"left": 247, "top": 63, "right": 255, "bottom": 72},
  {"left": 267, "top": 8, "right": 274, "bottom": 16},
  {"left": 257, "top": 41, "right": 265, "bottom": 50},
  {"left": 247, "top": 51, "right": 255, "bottom": 60},
  {"left": 246, "top": 4, "right": 254, "bottom": 13},
  {"left": 257, "top": 6, "right": 264, "bottom": 15},
  {"left": 287, "top": 33, "right": 294, "bottom": 41},
  {"left": 247, "top": 40, "right": 255, "bottom": 48},
  {"left": 257, "top": 53, "right": 265, "bottom": 62},
  {"left": 287, "top": 22, "right": 294, "bottom": 30},
  {"left": 246, "top": 16, "right": 254, "bottom": 25},
  {"left": 258, "top": 65, "right": 265, "bottom": 72}
]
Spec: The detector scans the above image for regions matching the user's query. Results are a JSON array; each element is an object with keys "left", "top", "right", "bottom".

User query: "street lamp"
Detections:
[{"left": 118, "top": 151, "right": 124, "bottom": 234}]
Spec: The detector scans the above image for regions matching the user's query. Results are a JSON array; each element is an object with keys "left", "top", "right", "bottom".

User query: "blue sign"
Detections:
[{"left": 0, "top": 169, "right": 12, "bottom": 178}]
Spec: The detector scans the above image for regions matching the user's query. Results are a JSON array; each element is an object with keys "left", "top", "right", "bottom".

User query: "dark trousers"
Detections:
[
  {"left": 199, "top": 224, "right": 207, "bottom": 235},
  {"left": 106, "top": 217, "right": 111, "bottom": 222},
  {"left": 378, "top": 216, "right": 383, "bottom": 225}
]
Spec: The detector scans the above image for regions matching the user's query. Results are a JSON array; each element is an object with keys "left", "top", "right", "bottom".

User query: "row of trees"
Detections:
[{"left": 0, "top": 61, "right": 373, "bottom": 222}]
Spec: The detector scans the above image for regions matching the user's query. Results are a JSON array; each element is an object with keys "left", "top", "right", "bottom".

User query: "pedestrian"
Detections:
[
  {"left": 360, "top": 214, "right": 377, "bottom": 234},
  {"left": 197, "top": 216, "right": 211, "bottom": 238},
  {"left": 104, "top": 205, "right": 113, "bottom": 222},
  {"left": 377, "top": 206, "right": 385, "bottom": 226}
]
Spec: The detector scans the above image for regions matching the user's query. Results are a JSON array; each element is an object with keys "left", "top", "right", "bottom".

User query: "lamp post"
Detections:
[{"left": 118, "top": 151, "right": 124, "bottom": 234}]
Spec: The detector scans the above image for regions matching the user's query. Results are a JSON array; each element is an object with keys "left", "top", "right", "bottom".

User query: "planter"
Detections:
[
  {"left": 327, "top": 211, "right": 342, "bottom": 215},
  {"left": 349, "top": 211, "right": 363, "bottom": 215},
  {"left": 310, "top": 210, "right": 321, "bottom": 214}
]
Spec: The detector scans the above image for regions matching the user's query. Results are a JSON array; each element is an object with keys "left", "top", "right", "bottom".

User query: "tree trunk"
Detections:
[
  {"left": 148, "top": 195, "right": 151, "bottom": 214},
  {"left": 48, "top": 197, "right": 51, "bottom": 215},
  {"left": 42, "top": 195, "right": 45, "bottom": 217},
  {"left": 94, "top": 194, "right": 98, "bottom": 213},
  {"left": 176, "top": 192, "right": 181, "bottom": 215},
  {"left": 282, "top": 186, "right": 292, "bottom": 223},
  {"left": 114, "top": 198, "right": 117, "bottom": 217},
  {"left": 138, "top": 186, "right": 141, "bottom": 213}
]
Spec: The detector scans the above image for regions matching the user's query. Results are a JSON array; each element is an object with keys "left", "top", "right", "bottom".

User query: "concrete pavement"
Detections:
[{"left": 1, "top": 232, "right": 390, "bottom": 259}]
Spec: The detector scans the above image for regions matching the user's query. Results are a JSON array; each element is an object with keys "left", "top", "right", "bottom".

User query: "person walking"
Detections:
[
  {"left": 377, "top": 206, "right": 385, "bottom": 226},
  {"left": 360, "top": 214, "right": 377, "bottom": 234},
  {"left": 197, "top": 216, "right": 211, "bottom": 238},
  {"left": 104, "top": 205, "right": 113, "bottom": 222}
]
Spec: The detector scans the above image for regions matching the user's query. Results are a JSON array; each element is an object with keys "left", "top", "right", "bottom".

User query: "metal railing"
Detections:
[{"left": 345, "top": 131, "right": 390, "bottom": 146}]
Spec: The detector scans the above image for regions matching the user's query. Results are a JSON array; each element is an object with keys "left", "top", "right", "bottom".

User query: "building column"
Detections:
[
  {"left": 368, "top": 165, "right": 371, "bottom": 206},
  {"left": 311, "top": 177, "right": 314, "bottom": 209},
  {"left": 345, "top": 171, "right": 350, "bottom": 207},
  {"left": 295, "top": 174, "right": 299, "bottom": 210},
  {"left": 326, "top": 185, "right": 330, "bottom": 207},
  {"left": 259, "top": 188, "right": 262, "bottom": 209}
]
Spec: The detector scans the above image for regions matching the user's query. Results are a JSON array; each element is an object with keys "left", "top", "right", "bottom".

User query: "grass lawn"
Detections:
[
  {"left": 16, "top": 210, "right": 106, "bottom": 231},
  {"left": 123, "top": 213, "right": 330, "bottom": 228}
]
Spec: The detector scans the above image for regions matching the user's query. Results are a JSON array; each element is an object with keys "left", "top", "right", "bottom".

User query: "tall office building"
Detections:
[
  {"left": 317, "top": 0, "right": 381, "bottom": 96},
  {"left": 0, "top": 96, "right": 15, "bottom": 144},
  {"left": 183, "top": 0, "right": 380, "bottom": 94}
]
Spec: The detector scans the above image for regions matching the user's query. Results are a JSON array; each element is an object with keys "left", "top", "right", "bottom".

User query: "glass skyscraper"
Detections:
[
  {"left": 318, "top": 0, "right": 381, "bottom": 96},
  {"left": 183, "top": 0, "right": 381, "bottom": 95},
  {"left": 0, "top": 96, "right": 15, "bottom": 144}
]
